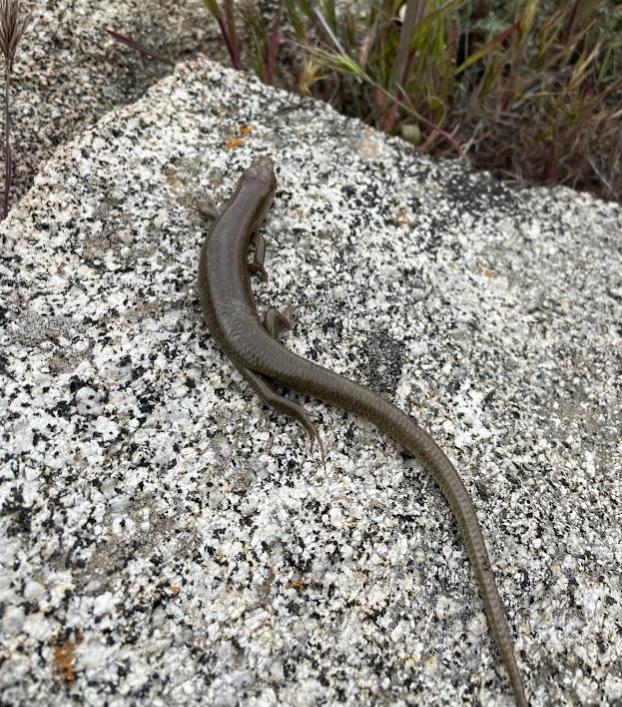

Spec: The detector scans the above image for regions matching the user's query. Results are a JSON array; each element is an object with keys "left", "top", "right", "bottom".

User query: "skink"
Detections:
[{"left": 197, "top": 156, "right": 527, "bottom": 707}]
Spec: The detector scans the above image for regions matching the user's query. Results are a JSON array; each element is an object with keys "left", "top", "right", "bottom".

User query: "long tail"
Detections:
[{"left": 263, "top": 351, "right": 527, "bottom": 706}]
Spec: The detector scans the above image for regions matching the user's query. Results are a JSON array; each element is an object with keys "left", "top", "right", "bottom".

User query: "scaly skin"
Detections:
[{"left": 197, "top": 156, "right": 528, "bottom": 707}]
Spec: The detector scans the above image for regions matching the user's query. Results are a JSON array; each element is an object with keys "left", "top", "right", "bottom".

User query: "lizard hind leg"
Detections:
[
  {"left": 240, "top": 367, "right": 325, "bottom": 464},
  {"left": 264, "top": 304, "right": 311, "bottom": 340},
  {"left": 248, "top": 233, "right": 268, "bottom": 281}
]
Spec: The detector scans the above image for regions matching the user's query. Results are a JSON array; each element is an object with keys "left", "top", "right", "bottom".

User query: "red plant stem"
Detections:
[
  {"left": 264, "top": 28, "right": 280, "bottom": 86},
  {"left": 544, "top": 141, "right": 557, "bottom": 183},
  {"left": 224, "top": 0, "right": 240, "bottom": 69},
  {"left": 382, "top": 48, "right": 415, "bottom": 133},
  {"left": 103, "top": 28, "right": 174, "bottom": 66},
  {"left": 217, "top": 17, "right": 240, "bottom": 70},
  {"left": 381, "top": 101, "right": 400, "bottom": 133}
]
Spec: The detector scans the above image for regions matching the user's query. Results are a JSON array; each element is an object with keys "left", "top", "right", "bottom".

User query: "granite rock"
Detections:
[
  {"left": 1, "top": 56, "right": 621, "bottom": 706},
  {"left": 4, "top": 0, "right": 221, "bottom": 204}
]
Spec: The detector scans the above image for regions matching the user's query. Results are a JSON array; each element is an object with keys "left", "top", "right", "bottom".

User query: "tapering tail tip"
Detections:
[{"left": 510, "top": 670, "right": 528, "bottom": 707}]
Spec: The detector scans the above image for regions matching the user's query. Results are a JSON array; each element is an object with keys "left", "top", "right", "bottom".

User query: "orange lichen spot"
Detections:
[
  {"left": 288, "top": 578, "right": 306, "bottom": 592},
  {"left": 224, "top": 136, "right": 245, "bottom": 151},
  {"left": 52, "top": 634, "right": 83, "bottom": 686},
  {"left": 224, "top": 125, "right": 257, "bottom": 151},
  {"left": 167, "top": 585, "right": 181, "bottom": 594},
  {"left": 239, "top": 125, "right": 256, "bottom": 138},
  {"left": 478, "top": 266, "right": 496, "bottom": 278},
  {"left": 394, "top": 207, "right": 414, "bottom": 226}
]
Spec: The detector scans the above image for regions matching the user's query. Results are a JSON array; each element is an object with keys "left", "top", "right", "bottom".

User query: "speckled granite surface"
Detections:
[
  {"left": 5, "top": 0, "right": 220, "bottom": 204},
  {"left": 1, "top": 56, "right": 621, "bottom": 706}
]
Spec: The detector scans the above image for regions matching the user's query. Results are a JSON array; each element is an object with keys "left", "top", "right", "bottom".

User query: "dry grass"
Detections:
[
  {"left": 203, "top": 0, "right": 622, "bottom": 200},
  {"left": 0, "top": 0, "right": 32, "bottom": 219}
]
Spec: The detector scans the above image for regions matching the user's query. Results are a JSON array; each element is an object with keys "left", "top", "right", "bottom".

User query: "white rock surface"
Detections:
[
  {"left": 6, "top": 0, "right": 221, "bottom": 203},
  {"left": 1, "top": 56, "right": 621, "bottom": 706}
]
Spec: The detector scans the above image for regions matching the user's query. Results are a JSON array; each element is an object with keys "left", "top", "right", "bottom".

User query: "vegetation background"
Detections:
[
  {"left": 1, "top": 0, "right": 620, "bottom": 219},
  {"left": 203, "top": 0, "right": 622, "bottom": 201}
]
